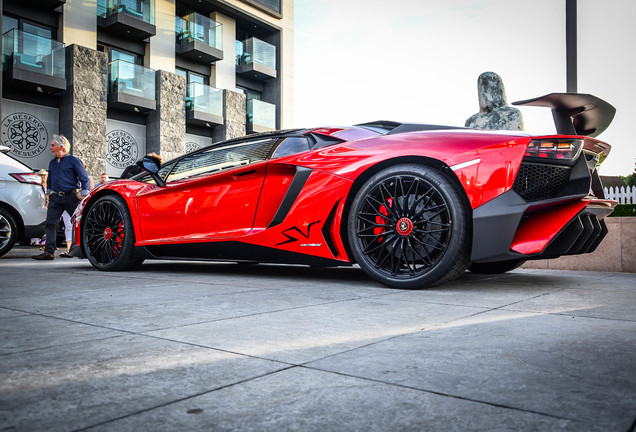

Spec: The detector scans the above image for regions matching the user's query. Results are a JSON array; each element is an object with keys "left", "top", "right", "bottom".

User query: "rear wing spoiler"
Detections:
[{"left": 512, "top": 93, "right": 615, "bottom": 137}]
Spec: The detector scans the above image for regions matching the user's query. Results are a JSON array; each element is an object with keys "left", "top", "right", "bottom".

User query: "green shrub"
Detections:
[{"left": 608, "top": 204, "right": 636, "bottom": 217}]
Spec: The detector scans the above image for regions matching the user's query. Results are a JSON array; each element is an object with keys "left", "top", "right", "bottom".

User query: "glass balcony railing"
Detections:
[
  {"left": 177, "top": 13, "right": 222, "bottom": 51},
  {"left": 97, "top": 0, "right": 155, "bottom": 25},
  {"left": 186, "top": 83, "right": 223, "bottom": 117},
  {"left": 247, "top": 99, "right": 275, "bottom": 131},
  {"left": 2, "top": 29, "right": 65, "bottom": 79},
  {"left": 237, "top": 37, "right": 276, "bottom": 70},
  {"left": 109, "top": 60, "right": 155, "bottom": 100}
]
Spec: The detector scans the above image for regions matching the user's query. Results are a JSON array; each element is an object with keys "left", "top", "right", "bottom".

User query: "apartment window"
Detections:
[
  {"left": 175, "top": 68, "right": 208, "bottom": 85},
  {"left": 2, "top": 15, "right": 18, "bottom": 32},
  {"left": 98, "top": 44, "right": 142, "bottom": 65},
  {"left": 235, "top": 86, "right": 260, "bottom": 101},
  {"left": 2, "top": 15, "right": 56, "bottom": 39}
]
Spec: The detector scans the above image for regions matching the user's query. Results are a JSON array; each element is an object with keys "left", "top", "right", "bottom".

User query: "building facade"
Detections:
[{"left": 1, "top": 0, "right": 293, "bottom": 178}]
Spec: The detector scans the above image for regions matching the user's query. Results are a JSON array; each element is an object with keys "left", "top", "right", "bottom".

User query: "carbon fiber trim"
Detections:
[{"left": 267, "top": 166, "right": 313, "bottom": 229}]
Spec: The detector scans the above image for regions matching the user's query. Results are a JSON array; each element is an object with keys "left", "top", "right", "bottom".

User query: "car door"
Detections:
[{"left": 136, "top": 137, "right": 278, "bottom": 243}]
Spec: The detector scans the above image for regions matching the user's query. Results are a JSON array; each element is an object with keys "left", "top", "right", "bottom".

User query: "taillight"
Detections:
[
  {"left": 10, "top": 173, "right": 43, "bottom": 185},
  {"left": 524, "top": 139, "right": 583, "bottom": 160}
]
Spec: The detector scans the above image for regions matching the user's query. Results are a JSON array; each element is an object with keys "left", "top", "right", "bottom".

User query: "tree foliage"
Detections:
[{"left": 620, "top": 172, "right": 636, "bottom": 187}]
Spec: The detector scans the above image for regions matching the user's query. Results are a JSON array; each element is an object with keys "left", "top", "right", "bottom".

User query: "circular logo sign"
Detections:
[
  {"left": 185, "top": 141, "right": 202, "bottom": 153},
  {"left": 1, "top": 112, "right": 49, "bottom": 158},
  {"left": 106, "top": 130, "right": 139, "bottom": 169}
]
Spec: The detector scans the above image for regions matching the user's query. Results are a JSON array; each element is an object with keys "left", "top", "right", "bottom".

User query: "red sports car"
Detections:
[{"left": 71, "top": 93, "right": 617, "bottom": 289}]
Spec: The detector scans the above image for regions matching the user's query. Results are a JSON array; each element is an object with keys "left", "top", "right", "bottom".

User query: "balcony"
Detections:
[
  {"left": 239, "top": 0, "right": 281, "bottom": 18},
  {"left": 247, "top": 99, "right": 275, "bottom": 133},
  {"left": 97, "top": 0, "right": 156, "bottom": 40},
  {"left": 176, "top": 13, "right": 223, "bottom": 64},
  {"left": 186, "top": 83, "right": 224, "bottom": 127},
  {"left": 2, "top": 29, "right": 66, "bottom": 93},
  {"left": 107, "top": 60, "right": 156, "bottom": 112},
  {"left": 236, "top": 38, "right": 277, "bottom": 81},
  {"left": 36, "top": 0, "right": 66, "bottom": 10}
]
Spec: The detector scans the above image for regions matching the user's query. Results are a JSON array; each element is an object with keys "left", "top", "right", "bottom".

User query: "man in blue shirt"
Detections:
[{"left": 32, "top": 134, "right": 91, "bottom": 260}]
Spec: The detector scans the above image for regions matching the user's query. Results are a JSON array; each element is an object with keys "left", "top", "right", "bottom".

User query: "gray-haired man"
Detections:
[{"left": 32, "top": 134, "right": 90, "bottom": 260}]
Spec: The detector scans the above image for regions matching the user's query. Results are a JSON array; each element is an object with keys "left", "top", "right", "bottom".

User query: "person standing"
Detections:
[
  {"left": 95, "top": 172, "right": 110, "bottom": 187},
  {"left": 32, "top": 134, "right": 90, "bottom": 260}
]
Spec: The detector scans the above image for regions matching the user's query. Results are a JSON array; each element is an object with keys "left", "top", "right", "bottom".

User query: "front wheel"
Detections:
[
  {"left": 82, "top": 195, "right": 144, "bottom": 271},
  {"left": 0, "top": 208, "right": 18, "bottom": 257},
  {"left": 348, "top": 164, "right": 471, "bottom": 289}
]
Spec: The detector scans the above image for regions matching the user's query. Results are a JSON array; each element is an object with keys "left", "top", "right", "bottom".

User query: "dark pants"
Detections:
[{"left": 44, "top": 193, "right": 79, "bottom": 254}]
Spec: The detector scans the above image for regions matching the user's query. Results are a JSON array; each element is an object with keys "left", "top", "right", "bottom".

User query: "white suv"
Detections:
[{"left": 0, "top": 146, "right": 47, "bottom": 257}]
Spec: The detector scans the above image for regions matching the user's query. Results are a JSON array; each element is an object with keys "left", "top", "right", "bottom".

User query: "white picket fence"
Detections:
[{"left": 603, "top": 185, "right": 636, "bottom": 204}]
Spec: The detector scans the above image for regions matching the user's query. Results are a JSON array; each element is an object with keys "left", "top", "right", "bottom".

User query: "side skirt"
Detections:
[{"left": 143, "top": 241, "right": 349, "bottom": 267}]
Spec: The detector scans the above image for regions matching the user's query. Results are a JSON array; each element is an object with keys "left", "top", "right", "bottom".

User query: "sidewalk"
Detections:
[{"left": 1, "top": 246, "right": 635, "bottom": 431}]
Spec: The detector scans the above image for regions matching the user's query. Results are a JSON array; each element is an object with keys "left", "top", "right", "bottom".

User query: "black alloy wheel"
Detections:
[
  {"left": 82, "top": 195, "right": 143, "bottom": 271},
  {"left": 0, "top": 208, "right": 18, "bottom": 257},
  {"left": 348, "top": 164, "right": 471, "bottom": 289}
]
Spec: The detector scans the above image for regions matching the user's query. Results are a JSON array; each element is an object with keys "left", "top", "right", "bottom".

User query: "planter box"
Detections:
[{"left": 522, "top": 216, "right": 636, "bottom": 272}]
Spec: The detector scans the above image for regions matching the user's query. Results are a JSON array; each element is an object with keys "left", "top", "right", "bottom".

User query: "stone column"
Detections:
[
  {"left": 212, "top": 89, "right": 246, "bottom": 142},
  {"left": 59, "top": 44, "right": 108, "bottom": 181},
  {"left": 147, "top": 70, "right": 186, "bottom": 162}
]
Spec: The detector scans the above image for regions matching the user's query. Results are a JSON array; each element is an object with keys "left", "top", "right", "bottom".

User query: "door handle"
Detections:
[{"left": 232, "top": 169, "right": 257, "bottom": 179}]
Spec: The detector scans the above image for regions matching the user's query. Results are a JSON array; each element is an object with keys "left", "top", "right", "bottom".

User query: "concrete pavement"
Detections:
[{"left": 1, "top": 246, "right": 635, "bottom": 431}]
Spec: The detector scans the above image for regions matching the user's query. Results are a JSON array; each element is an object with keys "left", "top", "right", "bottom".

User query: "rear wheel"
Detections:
[
  {"left": 0, "top": 208, "right": 18, "bottom": 257},
  {"left": 348, "top": 164, "right": 471, "bottom": 289},
  {"left": 82, "top": 195, "right": 144, "bottom": 271},
  {"left": 468, "top": 260, "right": 526, "bottom": 274}
]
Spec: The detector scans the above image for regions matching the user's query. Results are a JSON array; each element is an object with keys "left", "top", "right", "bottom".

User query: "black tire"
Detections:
[
  {"left": 0, "top": 208, "right": 18, "bottom": 258},
  {"left": 82, "top": 195, "right": 144, "bottom": 271},
  {"left": 348, "top": 164, "right": 471, "bottom": 289},
  {"left": 468, "top": 259, "right": 526, "bottom": 274}
]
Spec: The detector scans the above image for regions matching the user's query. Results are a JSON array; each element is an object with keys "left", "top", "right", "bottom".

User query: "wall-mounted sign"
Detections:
[
  {"left": 106, "top": 130, "right": 139, "bottom": 169},
  {"left": 106, "top": 119, "right": 146, "bottom": 178},
  {"left": 1, "top": 99, "right": 59, "bottom": 170}
]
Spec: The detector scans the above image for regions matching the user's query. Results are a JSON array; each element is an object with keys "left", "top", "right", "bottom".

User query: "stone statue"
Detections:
[{"left": 465, "top": 72, "right": 524, "bottom": 131}]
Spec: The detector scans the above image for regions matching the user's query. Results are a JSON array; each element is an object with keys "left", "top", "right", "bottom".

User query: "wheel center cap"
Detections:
[
  {"left": 396, "top": 217, "right": 413, "bottom": 236},
  {"left": 103, "top": 227, "right": 112, "bottom": 240}
]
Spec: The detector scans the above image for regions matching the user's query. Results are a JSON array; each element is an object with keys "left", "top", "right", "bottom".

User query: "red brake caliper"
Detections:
[{"left": 374, "top": 198, "right": 393, "bottom": 242}]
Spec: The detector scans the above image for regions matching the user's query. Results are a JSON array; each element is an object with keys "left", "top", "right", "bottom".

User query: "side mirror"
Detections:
[{"left": 137, "top": 155, "right": 165, "bottom": 187}]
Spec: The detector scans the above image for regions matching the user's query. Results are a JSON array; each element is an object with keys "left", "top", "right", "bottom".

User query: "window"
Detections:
[
  {"left": 2, "top": 16, "right": 19, "bottom": 33},
  {"left": 2, "top": 15, "right": 55, "bottom": 38},
  {"left": 98, "top": 44, "right": 142, "bottom": 65},
  {"left": 166, "top": 138, "right": 277, "bottom": 182},
  {"left": 134, "top": 160, "right": 176, "bottom": 184},
  {"left": 176, "top": 67, "right": 208, "bottom": 85},
  {"left": 271, "top": 137, "right": 310, "bottom": 159},
  {"left": 22, "top": 23, "right": 52, "bottom": 39}
]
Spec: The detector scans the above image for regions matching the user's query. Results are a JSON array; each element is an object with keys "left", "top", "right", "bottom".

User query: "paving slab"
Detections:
[
  {"left": 0, "top": 334, "right": 284, "bottom": 431},
  {"left": 307, "top": 309, "right": 636, "bottom": 430},
  {"left": 88, "top": 367, "right": 593, "bottom": 432},
  {"left": 147, "top": 297, "right": 486, "bottom": 364},
  {"left": 1, "top": 246, "right": 635, "bottom": 431}
]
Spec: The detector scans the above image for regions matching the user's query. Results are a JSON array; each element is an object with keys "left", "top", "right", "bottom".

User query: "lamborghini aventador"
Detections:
[{"left": 71, "top": 93, "right": 617, "bottom": 289}]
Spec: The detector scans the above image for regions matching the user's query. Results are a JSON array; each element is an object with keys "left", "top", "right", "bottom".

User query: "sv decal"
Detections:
[{"left": 276, "top": 221, "right": 321, "bottom": 246}]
